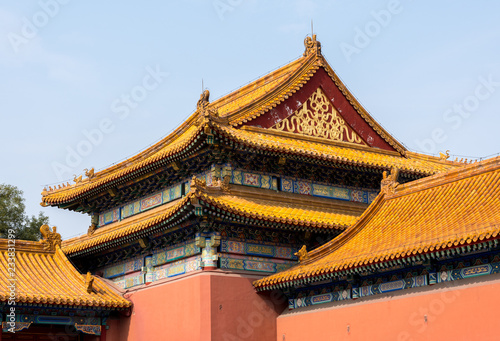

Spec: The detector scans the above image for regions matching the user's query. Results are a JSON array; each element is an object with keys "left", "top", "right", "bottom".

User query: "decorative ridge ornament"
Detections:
[
  {"left": 85, "top": 272, "right": 94, "bottom": 294},
  {"left": 197, "top": 89, "right": 210, "bottom": 113},
  {"left": 439, "top": 150, "right": 450, "bottom": 161},
  {"left": 303, "top": 34, "right": 321, "bottom": 57},
  {"left": 381, "top": 167, "right": 400, "bottom": 195},
  {"left": 87, "top": 224, "right": 97, "bottom": 236},
  {"left": 220, "top": 176, "right": 230, "bottom": 192},
  {"left": 39, "top": 224, "right": 62, "bottom": 251},
  {"left": 295, "top": 245, "right": 310, "bottom": 263},
  {"left": 191, "top": 175, "right": 207, "bottom": 190},
  {"left": 84, "top": 167, "right": 95, "bottom": 179}
]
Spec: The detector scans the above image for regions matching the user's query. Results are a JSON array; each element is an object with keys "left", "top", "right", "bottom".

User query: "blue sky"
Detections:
[{"left": 1, "top": 0, "right": 499, "bottom": 239}]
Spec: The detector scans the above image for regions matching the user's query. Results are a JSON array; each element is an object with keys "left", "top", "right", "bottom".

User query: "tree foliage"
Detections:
[{"left": 0, "top": 184, "right": 49, "bottom": 241}]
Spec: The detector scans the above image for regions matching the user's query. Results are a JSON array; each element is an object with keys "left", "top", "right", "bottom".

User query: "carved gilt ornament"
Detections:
[{"left": 270, "top": 88, "right": 365, "bottom": 145}]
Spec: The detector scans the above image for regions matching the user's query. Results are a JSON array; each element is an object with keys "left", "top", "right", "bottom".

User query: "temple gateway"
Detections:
[{"left": 1, "top": 36, "right": 499, "bottom": 340}]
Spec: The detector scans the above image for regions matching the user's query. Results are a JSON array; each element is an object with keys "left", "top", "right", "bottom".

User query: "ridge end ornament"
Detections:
[
  {"left": 197, "top": 89, "right": 210, "bottom": 116},
  {"left": 439, "top": 150, "right": 450, "bottom": 161},
  {"left": 39, "top": 224, "right": 62, "bottom": 251},
  {"left": 84, "top": 168, "right": 95, "bottom": 179},
  {"left": 303, "top": 34, "right": 321, "bottom": 57},
  {"left": 381, "top": 167, "right": 400, "bottom": 195},
  {"left": 85, "top": 272, "right": 94, "bottom": 294},
  {"left": 295, "top": 245, "right": 310, "bottom": 263},
  {"left": 191, "top": 175, "right": 207, "bottom": 190}
]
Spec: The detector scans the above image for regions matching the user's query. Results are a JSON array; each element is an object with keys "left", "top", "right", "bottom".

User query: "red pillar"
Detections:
[{"left": 100, "top": 326, "right": 106, "bottom": 341}]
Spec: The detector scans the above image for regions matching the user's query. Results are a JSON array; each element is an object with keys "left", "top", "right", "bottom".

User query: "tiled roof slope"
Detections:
[
  {"left": 215, "top": 124, "right": 454, "bottom": 175},
  {"left": 0, "top": 240, "right": 131, "bottom": 308},
  {"left": 254, "top": 156, "right": 500, "bottom": 290}
]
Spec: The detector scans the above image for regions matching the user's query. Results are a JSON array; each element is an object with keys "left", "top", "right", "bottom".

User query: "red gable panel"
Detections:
[{"left": 243, "top": 68, "right": 396, "bottom": 152}]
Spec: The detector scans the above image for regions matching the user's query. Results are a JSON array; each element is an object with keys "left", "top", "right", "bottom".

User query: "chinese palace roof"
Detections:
[
  {"left": 254, "top": 156, "right": 500, "bottom": 290},
  {"left": 0, "top": 240, "right": 131, "bottom": 308},
  {"left": 62, "top": 182, "right": 366, "bottom": 257},
  {"left": 41, "top": 36, "right": 461, "bottom": 208}
]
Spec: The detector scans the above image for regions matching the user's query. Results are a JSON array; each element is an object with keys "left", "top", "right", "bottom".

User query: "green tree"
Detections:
[{"left": 0, "top": 184, "right": 49, "bottom": 241}]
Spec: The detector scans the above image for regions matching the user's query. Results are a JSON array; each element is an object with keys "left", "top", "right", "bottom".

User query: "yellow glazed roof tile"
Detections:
[
  {"left": 211, "top": 56, "right": 309, "bottom": 118},
  {"left": 62, "top": 196, "right": 190, "bottom": 255},
  {"left": 215, "top": 124, "right": 458, "bottom": 175},
  {"left": 254, "top": 156, "right": 500, "bottom": 289},
  {"left": 199, "top": 189, "right": 361, "bottom": 230},
  {"left": 0, "top": 241, "right": 130, "bottom": 308}
]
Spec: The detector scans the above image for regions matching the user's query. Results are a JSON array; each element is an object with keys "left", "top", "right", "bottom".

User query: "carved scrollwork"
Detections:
[{"left": 271, "top": 88, "right": 364, "bottom": 144}]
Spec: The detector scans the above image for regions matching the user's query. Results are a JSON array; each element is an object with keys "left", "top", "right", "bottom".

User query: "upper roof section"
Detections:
[
  {"left": 254, "top": 156, "right": 500, "bottom": 290},
  {"left": 0, "top": 238, "right": 131, "bottom": 308},
  {"left": 41, "top": 35, "right": 461, "bottom": 208}
]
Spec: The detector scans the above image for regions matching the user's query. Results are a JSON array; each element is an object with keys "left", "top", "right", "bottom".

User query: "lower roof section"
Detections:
[
  {"left": 254, "top": 156, "right": 500, "bottom": 290},
  {"left": 62, "top": 181, "right": 367, "bottom": 256},
  {"left": 0, "top": 240, "right": 130, "bottom": 309}
]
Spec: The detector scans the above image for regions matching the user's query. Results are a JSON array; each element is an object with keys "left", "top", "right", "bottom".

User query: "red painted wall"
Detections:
[
  {"left": 106, "top": 271, "right": 208, "bottom": 341},
  {"left": 106, "top": 271, "right": 285, "bottom": 341},
  {"left": 210, "top": 273, "right": 287, "bottom": 341},
  {"left": 277, "top": 275, "right": 500, "bottom": 341}
]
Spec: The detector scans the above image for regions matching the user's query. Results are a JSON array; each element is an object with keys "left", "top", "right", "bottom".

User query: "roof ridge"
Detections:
[
  {"left": 391, "top": 155, "right": 500, "bottom": 198},
  {"left": 209, "top": 55, "right": 305, "bottom": 109}
]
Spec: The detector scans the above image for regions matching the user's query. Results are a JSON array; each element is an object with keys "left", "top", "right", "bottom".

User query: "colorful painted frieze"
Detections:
[
  {"left": 219, "top": 255, "right": 295, "bottom": 273},
  {"left": 122, "top": 201, "right": 141, "bottom": 219},
  {"left": 112, "top": 271, "right": 145, "bottom": 289},
  {"left": 358, "top": 275, "right": 427, "bottom": 298},
  {"left": 229, "top": 169, "right": 275, "bottom": 190},
  {"left": 291, "top": 289, "right": 351, "bottom": 309},
  {"left": 281, "top": 176, "right": 378, "bottom": 204},
  {"left": 154, "top": 255, "right": 202, "bottom": 281},
  {"left": 437, "top": 262, "right": 500, "bottom": 283},
  {"left": 151, "top": 241, "right": 200, "bottom": 267},
  {"left": 102, "top": 256, "right": 144, "bottom": 279},
  {"left": 140, "top": 192, "right": 162, "bottom": 211},
  {"left": 288, "top": 259, "right": 500, "bottom": 311},
  {"left": 220, "top": 240, "right": 297, "bottom": 260},
  {"left": 99, "top": 208, "right": 120, "bottom": 226},
  {"left": 10, "top": 315, "right": 100, "bottom": 331},
  {"left": 100, "top": 181, "right": 186, "bottom": 226}
]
